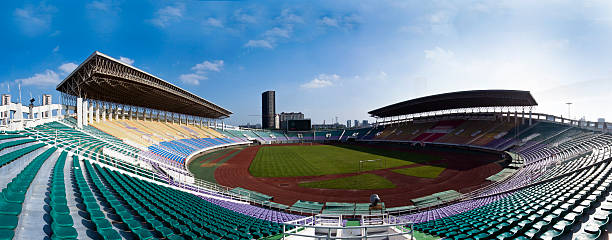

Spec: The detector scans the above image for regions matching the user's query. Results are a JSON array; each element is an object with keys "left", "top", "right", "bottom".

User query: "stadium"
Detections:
[{"left": 0, "top": 50, "right": 610, "bottom": 240}]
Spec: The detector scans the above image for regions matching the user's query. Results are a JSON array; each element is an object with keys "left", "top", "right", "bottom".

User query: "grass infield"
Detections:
[
  {"left": 298, "top": 173, "right": 396, "bottom": 190},
  {"left": 188, "top": 147, "right": 244, "bottom": 183},
  {"left": 391, "top": 165, "right": 446, "bottom": 179},
  {"left": 249, "top": 144, "right": 442, "bottom": 178}
]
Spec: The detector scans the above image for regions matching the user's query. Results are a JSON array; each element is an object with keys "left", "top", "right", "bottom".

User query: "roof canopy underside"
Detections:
[
  {"left": 56, "top": 52, "right": 231, "bottom": 119},
  {"left": 368, "top": 90, "right": 538, "bottom": 118}
]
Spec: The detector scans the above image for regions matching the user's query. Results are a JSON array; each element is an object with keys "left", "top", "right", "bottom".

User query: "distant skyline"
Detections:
[{"left": 2, "top": 1, "right": 612, "bottom": 126}]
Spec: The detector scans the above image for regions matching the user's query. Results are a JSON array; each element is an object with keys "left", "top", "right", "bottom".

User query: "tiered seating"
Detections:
[
  {"left": 230, "top": 187, "right": 273, "bottom": 202},
  {"left": 89, "top": 160, "right": 288, "bottom": 239},
  {"left": 284, "top": 131, "right": 300, "bottom": 141},
  {"left": 323, "top": 202, "right": 356, "bottom": 215},
  {"left": 261, "top": 131, "right": 288, "bottom": 142},
  {"left": 0, "top": 147, "right": 55, "bottom": 239},
  {"left": 148, "top": 136, "right": 242, "bottom": 166},
  {"left": 82, "top": 118, "right": 248, "bottom": 169},
  {"left": 340, "top": 128, "right": 372, "bottom": 141},
  {"left": 242, "top": 130, "right": 264, "bottom": 141},
  {"left": 401, "top": 129, "right": 612, "bottom": 239},
  {"left": 468, "top": 122, "right": 516, "bottom": 146},
  {"left": 499, "top": 121, "right": 570, "bottom": 151},
  {"left": 356, "top": 202, "right": 386, "bottom": 215},
  {"left": 289, "top": 200, "right": 324, "bottom": 213},
  {"left": 385, "top": 122, "right": 436, "bottom": 141},
  {"left": 5, "top": 116, "right": 612, "bottom": 240},
  {"left": 203, "top": 197, "right": 301, "bottom": 223},
  {"left": 48, "top": 151, "right": 78, "bottom": 239},
  {"left": 0, "top": 139, "right": 46, "bottom": 167},
  {"left": 26, "top": 122, "right": 159, "bottom": 181},
  {"left": 92, "top": 119, "right": 235, "bottom": 146},
  {"left": 414, "top": 160, "right": 612, "bottom": 239},
  {"left": 29, "top": 122, "right": 138, "bottom": 159},
  {"left": 71, "top": 155, "right": 122, "bottom": 240},
  {"left": 82, "top": 159, "right": 155, "bottom": 239},
  {"left": 215, "top": 128, "right": 248, "bottom": 141},
  {"left": 313, "top": 130, "right": 344, "bottom": 141}
]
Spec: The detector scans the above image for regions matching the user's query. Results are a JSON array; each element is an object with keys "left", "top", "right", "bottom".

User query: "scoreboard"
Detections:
[{"left": 288, "top": 119, "right": 311, "bottom": 131}]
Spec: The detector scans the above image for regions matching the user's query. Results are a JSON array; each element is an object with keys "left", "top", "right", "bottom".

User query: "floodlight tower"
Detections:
[{"left": 566, "top": 102, "right": 572, "bottom": 120}]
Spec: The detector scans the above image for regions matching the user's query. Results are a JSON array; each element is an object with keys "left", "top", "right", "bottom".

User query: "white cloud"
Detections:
[
  {"left": 53, "top": 45, "right": 59, "bottom": 53},
  {"left": 279, "top": 9, "right": 303, "bottom": 24},
  {"left": 192, "top": 60, "right": 223, "bottom": 73},
  {"left": 264, "top": 27, "right": 290, "bottom": 38},
  {"left": 320, "top": 17, "right": 339, "bottom": 27},
  {"left": 378, "top": 71, "right": 388, "bottom": 80},
  {"left": 428, "top": 11, "right": 454, "bottom": 35},
  {"left": 150, "top": 4, "right": 184, "bottom": 28},
  {"left": 179, "top": 73, "right": 206, "bottom": 85},
  {"left": 234, "top": 9, "right": 256, "bottom": 23},
  {"left": 118, "top": 56, "right": 134, "bottom": 65},
  {"left": 318, "top": 14, "right": 361, "bottom": 31},
  {"left": 180, "top": 59, "right": 224, "bottom": 85},
  {"left": 16, "top": 62, "right": 78, "bottom": 86},
  {"left": 14, "top": 3, "right": 56, "bottom": 36},
  {"left": 424, "top": 47, "right": 455, "bottom": 61},
  {"left": 205, "top": 17, "right": 223, "bottom": 28},
  {"left": 301, "top": 74, "right": 340, "bottom": 89},
  {"left": 244, "top": 9, "right": 306, "bottom": 50},
  {"left": 58, "top": 62, "right": 77, "bottom": 74},
  {"left": 16, "top": 70, "right": 60, "bottom": 86},
  {"left": 88, "top": 1, "right": 110, "bottom": 11},
  {"left": 244, "top": 40, "right": 273, "bottom": 49}
]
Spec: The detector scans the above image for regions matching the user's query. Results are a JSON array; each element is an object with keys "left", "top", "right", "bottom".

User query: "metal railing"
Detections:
[{"left": 282, "top": 214, "right": 414, "bottom": 239}]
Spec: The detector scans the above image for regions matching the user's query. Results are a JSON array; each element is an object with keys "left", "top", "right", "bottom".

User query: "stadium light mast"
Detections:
[{"left": 566, "top": 102, "right": 572, "bottom": 120}]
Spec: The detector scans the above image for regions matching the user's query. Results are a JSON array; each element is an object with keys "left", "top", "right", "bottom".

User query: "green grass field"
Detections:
[
  {"left": 391, "top": 165, "right": 446, "bottom": 178},
  {"left": 249, "top": 144, "right": 442, "bottom": 178},
  {"left": 188, "top": 147, "right": 244, "bottom": 183},
  {"left": 298, "top": 173, "right": 396, "bottom": 189}
]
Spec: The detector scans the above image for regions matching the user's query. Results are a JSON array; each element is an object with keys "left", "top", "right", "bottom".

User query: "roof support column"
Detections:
[
  {"left": 529, "top": 108, "right": 532, "bottom": 126},
  {"left": 514, "top": 109, "right": 518, "bottom": 128},
  {"left": 128, "top": 106, "right": 132, "bottom": 120},
  {"left": 83, "top": 100, "right": 89, "bottom": 127},
  {"left": 95, "top": 101, "right": 100, "bottom": 123},
  {"left": 102, "top": 102, "right": 106, "bottom": 121},
  {"left": 108, "top": 103, "right": 113, "bottom": 121},
  {"left": 116, "top": 104, "right": 120, "bottom": 120},
  {"left": 76, "top": 97, "right": 83, "bottom": 128},
  {"left": 88, "top": 101, "right": 94, "bottom": 125},
  {"left": 506, "top": 108, "right": 510, "bottom": 122}
]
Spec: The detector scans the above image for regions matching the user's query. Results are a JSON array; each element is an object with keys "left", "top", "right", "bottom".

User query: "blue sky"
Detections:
[{"left": 2, "top": 0, "right": 612, "bottom": 125}]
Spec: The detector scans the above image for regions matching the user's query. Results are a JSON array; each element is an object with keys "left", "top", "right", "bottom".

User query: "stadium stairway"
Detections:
[
  {"left": 72, "top": 155, "right": 123, "bottom": 239},
  {"left": 0, "top": 145, "right": 60, "bottom": 239}
]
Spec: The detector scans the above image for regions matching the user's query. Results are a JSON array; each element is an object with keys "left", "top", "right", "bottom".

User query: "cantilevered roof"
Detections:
[
  {"left": 369, "top": 90, "right": 537, "bottom": 118},
  {"left": 56, "top": 51, "right": 231, "bottom": 119}
]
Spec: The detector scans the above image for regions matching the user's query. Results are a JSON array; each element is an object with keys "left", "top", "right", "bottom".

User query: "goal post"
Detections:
[{"left": 359, "top": 159, "right": 384, "bottom": 172}]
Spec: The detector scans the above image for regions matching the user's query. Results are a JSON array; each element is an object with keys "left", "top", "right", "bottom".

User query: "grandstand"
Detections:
[{"left": 2, "top": 51, "right": 612, "bottom": 239}]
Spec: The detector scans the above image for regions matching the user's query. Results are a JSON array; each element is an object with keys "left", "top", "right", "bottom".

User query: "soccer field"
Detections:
[{"left": 249, "top": 144, "right": 442, "bottom": 177}]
